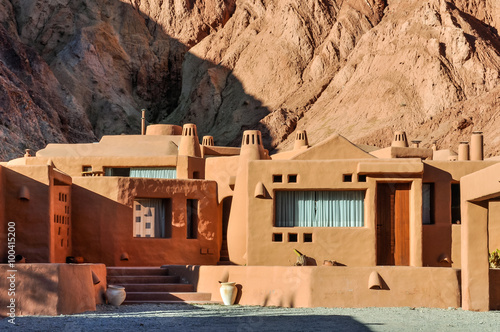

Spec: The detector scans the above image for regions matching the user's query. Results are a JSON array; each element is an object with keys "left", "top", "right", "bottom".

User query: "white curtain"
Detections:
[
  {"left": 136, "top": 199, "right": 166, "bottom": 237},
  {"left": 130, "top": 167, "right": 176, "bottom": 179},
  {"left": 276, "top": 191, "right": 364, "bottom": 227}
]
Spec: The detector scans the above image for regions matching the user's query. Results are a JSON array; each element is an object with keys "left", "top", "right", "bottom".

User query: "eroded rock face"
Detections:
[
  {"left": 0, "top": 0, "right": 235, "bottom": 159},
  {"left": 172, "top": 0, "right": 500, "bottom": 157},
  {"left": 0, "top": 0, "right": 499, "bottom": 159}
]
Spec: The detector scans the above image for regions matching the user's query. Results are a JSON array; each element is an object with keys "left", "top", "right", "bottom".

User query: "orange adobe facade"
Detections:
[{"left": 1, "top": 123, "right": 500, "bottom": 312}]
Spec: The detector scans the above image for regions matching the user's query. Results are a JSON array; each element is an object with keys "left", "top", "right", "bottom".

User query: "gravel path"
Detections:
[{"left": 2, "top": 304, "right": 500, "bottom": 331}]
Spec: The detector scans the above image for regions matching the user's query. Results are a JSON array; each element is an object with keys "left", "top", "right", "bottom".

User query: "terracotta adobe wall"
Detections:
[
  {"left": 167, "top": 265, "right": 461, "bottom": 309},
  {"left": 205, "top": 156, "right": 240, "bottom": 203},
  {"left": 460, "top": 163, "right": 500, "bottom": 311},
  {"left": 51, "top": 183, "right": 71, "bottom": 263},
  {"left": 176, "top": 156, "right": 206, "bottom": 179},
  {"left": 71, "top": 177, "right": 219, "bottom": 266},
  {"left": 1, "top": 165, "right": 51, "bottom": 262},
  {"left": 421, "top": 161, "right": 500, "bottom": 268},
  {"left": 0, "top": 263, "right": 104, "bottom": 316},
  {"left": 245, "top": 159, "right": 423, "bottom": 267}
]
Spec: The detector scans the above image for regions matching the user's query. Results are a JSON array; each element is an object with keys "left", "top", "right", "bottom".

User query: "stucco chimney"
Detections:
[
  {"left": 293, "top": 130, "right": 309, "bottom": 150},
  {"left": 178, "top": 123, "right": 201, "bottom": 157},
  {"left": 391, "top": 131, "right": 409, "bottom": 148},
  {"left": 470, "top": 131, "right": 483, "bottom": 161},
  {"left": 432, "top": 141, "right": 437, "bottom": 151},
  {"left": 240, "top": 130, "right": 265, "bottom": 160},
  {"left": 141, "top": 109, "right": 146, "bottom": 135},
  {"left": 458, "top": 141, "right": 469, "bottom": 161},
  {"left": 202, "top": 136, "right": 214, "bottom": 146}
]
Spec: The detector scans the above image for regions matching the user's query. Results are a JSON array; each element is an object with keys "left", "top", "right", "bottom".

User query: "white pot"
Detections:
[
  {"left": 219, "top": 282, "right": 237, "bottom": 305},
  {"left": 106, "top": 285, "right": 126, "bottom": 306}
]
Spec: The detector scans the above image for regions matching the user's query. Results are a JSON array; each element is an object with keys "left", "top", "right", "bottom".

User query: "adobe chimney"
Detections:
[
  {"left": 470, "top": 131, "right": 484, "bottom": 161},
  {"left": 293, "top": 130, "right": 309, "bottom": 150},
  {"left": 178, "top": 124, "right": 201, "bottom": 157},
  {"left": 458, "top": 141, "right": 469, "bottom": 161}
]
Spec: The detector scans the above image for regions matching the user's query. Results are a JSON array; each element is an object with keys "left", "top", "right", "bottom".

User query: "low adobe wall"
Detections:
[
  {"left": 0, "top": 263, "right": 105, "bottom": 316},
  {"left": 166, "top": 265, "right": 461, "bottom": 309}
]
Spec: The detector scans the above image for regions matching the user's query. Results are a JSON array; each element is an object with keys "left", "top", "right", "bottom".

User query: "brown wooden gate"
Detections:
[{"left": 376, "top": 183, "right": 410, "bottom": 266}]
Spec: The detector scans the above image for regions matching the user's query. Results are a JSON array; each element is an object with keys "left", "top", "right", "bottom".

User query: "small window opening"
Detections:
[
  {"left": 288, "top": 233, "right": 298, "bottom": 242},
  {"left": 343, "top": 174, "right": 353, "bottom": 182},
  {"left": 273, "top": 175, "right": 283, "bottom": 183},
  {"left": 272, "top": 233, "right": 283, "bottom": 242},
  {"left": 303, "top": 233, "right": 313, "bottom": 242}
]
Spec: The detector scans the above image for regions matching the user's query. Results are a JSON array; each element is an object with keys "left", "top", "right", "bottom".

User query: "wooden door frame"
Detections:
[{"left": 376, "top": 182, "right": 411, "bottom": 266}]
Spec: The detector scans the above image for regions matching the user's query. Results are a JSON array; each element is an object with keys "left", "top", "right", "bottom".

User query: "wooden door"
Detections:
[{"left": 377, "top": 183, "right": 410, "bottom": 265}]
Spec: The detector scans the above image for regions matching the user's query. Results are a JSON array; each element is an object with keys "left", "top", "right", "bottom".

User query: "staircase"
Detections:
[{"left": 106, "top": 267, "right": 216, "bottom": 304}]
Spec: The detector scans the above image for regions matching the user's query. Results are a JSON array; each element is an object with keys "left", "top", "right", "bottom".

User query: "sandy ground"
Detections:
[{"left": 2, "top": 304, "right": 500, "bottom": 331}]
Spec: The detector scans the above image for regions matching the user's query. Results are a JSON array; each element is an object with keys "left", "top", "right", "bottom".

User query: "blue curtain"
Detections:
[
  {"left": 130, "top": 167, "right": 176, "bottom": 179},
  {"left": 275, "top": 191, "right": 364, "bottom": 227}
]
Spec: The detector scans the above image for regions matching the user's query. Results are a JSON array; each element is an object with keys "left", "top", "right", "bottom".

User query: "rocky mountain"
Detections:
[{"left": 0, "top": 0, "right": 499, "bottom": 160}]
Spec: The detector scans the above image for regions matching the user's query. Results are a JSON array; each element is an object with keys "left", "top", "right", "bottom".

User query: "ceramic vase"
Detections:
[
  {"left": 219, "top": 282, "right": 237, "bottom": 305},
  {"left": 106, "top": 285, "right": 126, "bottom": 306}
]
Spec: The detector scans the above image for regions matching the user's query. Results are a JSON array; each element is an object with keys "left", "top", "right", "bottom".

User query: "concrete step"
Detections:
[
  {"left": 107, "top": 275, "right": 180, "bottom": 284},
  {"left": 120, "top": 283, "right": 194, "bottom": 292},
  {"left": 125, "top": 292, "right": 212, "bottom": 302},
  {"left": 107, "top": 267, "right": 169, "bottom": 276}
]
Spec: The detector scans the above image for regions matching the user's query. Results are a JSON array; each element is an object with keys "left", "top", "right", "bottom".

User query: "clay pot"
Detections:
[
  {"left": 323, "top": 260, "right": 333, "bottom": 266},
  {"left": 219, "top": 282, "right": 237, "bottom": 305},
  {"left": 106, "top": 285, "right": 126, "bottom": 306}
]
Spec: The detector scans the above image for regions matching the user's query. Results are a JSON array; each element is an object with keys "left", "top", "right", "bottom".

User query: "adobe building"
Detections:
[{"left": 1, "top": 124, "right": 499, "bottom": 315}]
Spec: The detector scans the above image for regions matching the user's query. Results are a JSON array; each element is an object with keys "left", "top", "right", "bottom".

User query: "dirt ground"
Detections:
[{"left": 2, "top": 304, "right": 500, "bottom": 331}]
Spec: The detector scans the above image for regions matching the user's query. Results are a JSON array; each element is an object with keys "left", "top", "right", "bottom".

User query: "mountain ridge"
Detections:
[{"left": 0, "top": 0, "right": 499, "bottom": 160}]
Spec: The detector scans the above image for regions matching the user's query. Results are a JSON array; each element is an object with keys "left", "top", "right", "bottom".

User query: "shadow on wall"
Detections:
[{"left": 0, "top": 266, "right": 57, "bottom": 316}]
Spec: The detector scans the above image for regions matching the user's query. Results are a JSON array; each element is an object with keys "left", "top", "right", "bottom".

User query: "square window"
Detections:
[
  {"left": 304, "top": 233, "right": 313, "bottom": 242},
  {"left": 343, "top": 174, "right": 353, "bottom": 182},
  {"left": 358, "top": 175, "right": 367, "bottom": 182},
  {"left": 145, "top": 223, "right": 151, "bottom": 229},
  {"left": 136, "top": 217, "right": 141, "bottom": 223},
  {"left": 273, "top": 175, "right": 283, "bottom": 183},
  {"left": 272, "top": 233, "right": 283, "bottom": 242},
  {"left": 288, "top": 175, "right": 297, "bottom": 183},
  {"left": 136, "top": 234, "right": 141, "bottom": 237},
  {"left": 136, "top": 204, "right": 141, "bottom": 211},
  {"left": 288, "top": 233, "right": 298, "bottom": 242},
  {"left": 145, "top": 234, "right": 151, "bottom": 238}
]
